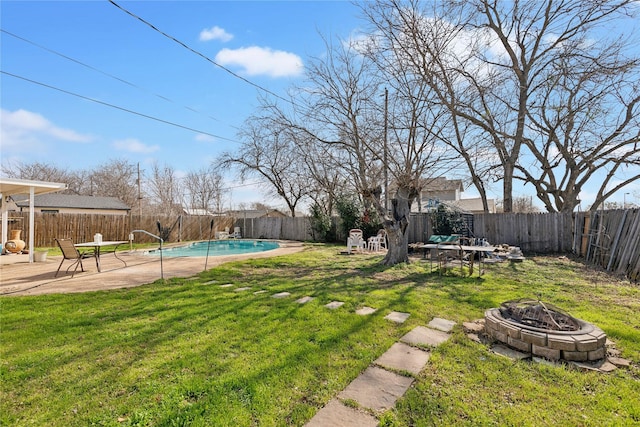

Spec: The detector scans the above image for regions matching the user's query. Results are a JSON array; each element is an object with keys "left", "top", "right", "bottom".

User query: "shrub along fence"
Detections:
[{"left": 3, "top": 209, "right": 638, "bottom": 281}]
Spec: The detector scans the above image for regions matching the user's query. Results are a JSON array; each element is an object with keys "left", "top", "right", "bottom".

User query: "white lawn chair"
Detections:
[
  {"left": 367, "top": 229, "right": 387, "bottom": 252},
  {"left": 346, "top": 229, "right": 366, "bottom": 254}
]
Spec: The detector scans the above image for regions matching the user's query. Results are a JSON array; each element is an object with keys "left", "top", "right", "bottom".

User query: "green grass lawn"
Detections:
[{"left": 1, "top": 245, "right": 639, "bottom": 426}]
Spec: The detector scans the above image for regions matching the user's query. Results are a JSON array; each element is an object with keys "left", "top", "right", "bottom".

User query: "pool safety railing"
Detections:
[{"left": 129, "top": 230, "right": 164, "bottom": 280}]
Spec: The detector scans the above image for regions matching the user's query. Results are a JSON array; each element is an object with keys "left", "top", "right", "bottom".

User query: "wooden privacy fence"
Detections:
[
  {"left": 471, "top": 212, "right": 575, "bottom": 253},
  {"left": 3, "top": 213, "right": 236, "bottom": 247},
  {"left": 4, "top": 210, "right": 638, "bottom": 281},
  {"left": 573, "top": 209, "right": 640, "bottom": 282}
]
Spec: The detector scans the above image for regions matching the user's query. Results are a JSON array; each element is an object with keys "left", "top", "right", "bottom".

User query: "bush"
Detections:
[
  {"left": 430, "top": 204, "right": 464, "bottom": 235},
  {"left": 309, "top": 203, "right": 333, "bottom": 242}
]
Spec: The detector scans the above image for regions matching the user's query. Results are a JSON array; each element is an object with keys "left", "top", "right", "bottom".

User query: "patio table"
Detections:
[
  {"left": 74, "top": 240, "right": 128, "bottom": 272},
  {"left": 421, "top": 243, "right": 498, "bottom": 276}
]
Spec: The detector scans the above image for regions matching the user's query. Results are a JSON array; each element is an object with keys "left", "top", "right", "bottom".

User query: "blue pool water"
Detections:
[{"left": 145, "top": 240, "right": 279, "bottom": 257}]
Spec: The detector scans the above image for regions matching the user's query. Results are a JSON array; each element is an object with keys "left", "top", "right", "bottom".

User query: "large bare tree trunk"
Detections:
[{"left": 376, "top": 187, "right": 416, "bottom": 265}]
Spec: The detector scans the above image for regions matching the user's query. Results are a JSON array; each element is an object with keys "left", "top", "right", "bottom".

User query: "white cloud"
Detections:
[
  {"left": 215, "top": 46, "right": 304, "bottom": 77},
  {"left": 199, "top": 26, "right": 233, "bottom": 42},
  {"left": 0, "top": 108, "right": 92, "bottom": 150},
  {"left": 195, "top": 133, "right": 216, "bottom": 143},
  {"left": 112, "top": 138, "right": 159, "bottom": 153}
]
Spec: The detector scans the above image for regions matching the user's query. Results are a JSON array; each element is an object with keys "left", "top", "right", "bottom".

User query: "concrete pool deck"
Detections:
[{"left": 0, "top": 241, "right": 305, "bottom": 296}]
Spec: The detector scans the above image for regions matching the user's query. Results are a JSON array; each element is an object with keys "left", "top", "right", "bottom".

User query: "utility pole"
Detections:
[
  {"left": 384, "top": 87, "right": 389, "bottom": 213},
  {"left": 137, "top": 162, "right": 142, "bottom": 219}
]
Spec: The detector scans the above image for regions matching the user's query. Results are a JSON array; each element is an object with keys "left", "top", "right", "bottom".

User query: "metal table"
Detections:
[
  {"left": 74, "top": 240, "right": 128, "bottom": 272},
  {"left": 420, "top": 243, "right": 498, "bottom": 276}
]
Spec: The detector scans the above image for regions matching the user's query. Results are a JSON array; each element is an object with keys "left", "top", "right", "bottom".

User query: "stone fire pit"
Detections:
[{"left": 484, "top": 299, "right": 607, "bottom": 362}]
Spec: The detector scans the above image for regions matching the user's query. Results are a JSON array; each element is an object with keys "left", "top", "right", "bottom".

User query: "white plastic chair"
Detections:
[
  {"left": 367, "top": 229, "right": 387, "bottom": 252},
  {"left": 346, "top": 229, "right": 366, "bottom": 254}
]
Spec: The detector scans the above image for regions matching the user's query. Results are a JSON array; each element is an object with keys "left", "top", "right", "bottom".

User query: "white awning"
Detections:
[{"left": 1, "top": 178, "right": 67, "bottom": 263}]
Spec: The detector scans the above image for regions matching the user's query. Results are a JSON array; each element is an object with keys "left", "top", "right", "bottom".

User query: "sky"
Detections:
[{"left": 1, "top": 0, "right": 638, "bottom": 211}]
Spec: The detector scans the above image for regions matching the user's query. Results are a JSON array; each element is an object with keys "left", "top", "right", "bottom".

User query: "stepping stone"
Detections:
[
  {"left": 491, "top": 344, "right": 529, "bottom": 360},
  {"left": 253, "top": 290, "right": 267, "bottom": 295},
  {"left": 338, "top": 366, "right": 414, "bottom": 412},
  {"left": 272, "top": 292, "right": 291, "bottom": 299},
  {"left": 400, "top": 326, "right": 450, "bottom": 347},
  {"left": 305, "top": 399, "right": 377, "bottom": 427},
  {"left": 428, "top": 317, "right": 456, "bottom": 332},
  {"left": 234, "top": 287, "right": 251, "bottom": 292},
  {"left": 384, "top": 311, "right": 410, "bottom": 323},
  {"left": 355, "top": 306, "right": 376, "bottom": 316},
  {"left": 462, "top": 321, "right": 485, "bottom": 333},
  {"left": 202, "top": 280, "right": 218, "bottom": 285},
  {"left": 325, "top": 301, "right": 344, "bottom": 309},
  {"left": 608, "top": 357, "right": 631, "bottom": 367},
  {"left": 219, "top": 284, "right": 234, "bottom": 288},
  {"left": 374, "top": 342, "right": 430, "bottom": 375},
  {"left": 296, "top": 296, "right": 314, "bottom": 304}
]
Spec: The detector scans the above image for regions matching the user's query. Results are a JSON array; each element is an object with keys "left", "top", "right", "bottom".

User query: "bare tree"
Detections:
[
  {"left": 218, "top": 114, "right": 310, "bottom": 217},
  {"left": 301, "top": 140, "right": 348, "bottom": 218},
  {"left": 361, "top": 0, "right": 639, "bottom": 212},
  {"left": 184, "top": 166, "right": 226, "bottom": 214},
  {"left": 523, "top": 42, "right": 639, "bottom": 212},
  {"left": 146, "top": 162, "right": 182, "bottom": 216},
  {"left": 512, "top": 196, "right": 540, "bottom": 213},
  {"left": 86, "top": 158, "right": 138, "bottom": 208},
  {"left": 1, "top": 161, "right": 85, "bottom": 194},
  {"left": 267, "top": 35, "right": 459, "bottom": 264}
]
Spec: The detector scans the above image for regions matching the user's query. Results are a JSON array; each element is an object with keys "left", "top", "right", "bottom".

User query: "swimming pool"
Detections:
[{"left": 145, "top": 240, "right": 280, "bottom": 257}]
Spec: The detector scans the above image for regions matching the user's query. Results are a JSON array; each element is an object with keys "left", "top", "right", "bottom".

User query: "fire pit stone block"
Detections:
[
  {"left": 507, "top": 336, "right": 532, "bottom": 352},
  {"left": 562, "top": 350, "right": 589, "bottom": 362},
  {"left": 500, "top": 322, "right": 522, "bottom": 339},
  {"left": 483, "top": 310, "right": 501, "bottom": 330},
  {"left": 575, "top": 337, "right": 600, "bottom": 352},
  {"left": 532, "top": 344, "right": 561, "bottom": 360},
  {"left": 520, "top": 330, "right": 547, "bottom": 347},
  {"left": 491, "top": 329, "right": 508, "bottom": 343},
  {"left": 547, "top": 335, "right": 577, "bottom": 352},
  {"left": 589, "top": 328, "right": 607, "bottom": 347},
  {"left": 587, "top": 347, "right": 606, "bottom": 361}
]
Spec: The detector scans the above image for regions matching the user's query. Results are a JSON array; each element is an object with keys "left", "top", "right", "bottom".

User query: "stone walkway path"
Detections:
[
  {"left": 222, "top": 282, "right": 457, "bottom": 426},
  {"left": 305, "top": 315, "right": 457, "bottom": 426}
]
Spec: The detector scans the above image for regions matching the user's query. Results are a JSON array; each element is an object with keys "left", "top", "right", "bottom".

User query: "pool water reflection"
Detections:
[{"left": 145, "top": 240, "right": 279, "bottom": 257}]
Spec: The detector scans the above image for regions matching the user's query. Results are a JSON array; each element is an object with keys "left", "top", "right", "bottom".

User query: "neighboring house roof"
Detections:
[
  {"left": 226, "top": 209, "right": 288, "bottom": 219},
  {"left": 448, "top": 197, "right": 496, "bottom": 214},
  {"left": 12, "top": 193, "right": 130, "bottom": 211},
  {"left": 422, "top": 177, "right": 464, "bottom": 192},
  {"left": 183, "top": 208, "right": 214, "bottom": 216}
]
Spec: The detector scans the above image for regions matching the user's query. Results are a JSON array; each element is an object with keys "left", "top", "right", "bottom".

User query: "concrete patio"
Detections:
[{"left": 0, "top": 241, "right": 304, "bottom": 296}]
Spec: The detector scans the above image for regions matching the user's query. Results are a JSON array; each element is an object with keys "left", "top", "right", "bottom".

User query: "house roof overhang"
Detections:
[
  {"left": 0, "top": 178, "right": 68, "bottom": 196},
  {"left": 1, "top": 178, "right": 68, "bottom": 263}
]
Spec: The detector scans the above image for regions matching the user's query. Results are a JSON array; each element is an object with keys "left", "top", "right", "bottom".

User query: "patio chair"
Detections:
[
  {"left": 233, "top": 227, "right": 242, "bottom": 238},
  {"left": 346, "top": 229, "right": 366, "bottom": 254},
  {"left": 368, "top": 229, "right": 387, "bottom": 252},
  {"left": 54, "top": 238, "right": 95, "bottom": 278}
]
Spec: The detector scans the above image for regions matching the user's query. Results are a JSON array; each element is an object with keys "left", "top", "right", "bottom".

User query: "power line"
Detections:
[
  {"left": 1, "top": 28, "right": 235, "bottom": 130},
  {"left": 1, "top": 70, "right": 238, "bottom": 142},
  {"left": 108, "top": 0, "right": 300, "bottom": 108}
]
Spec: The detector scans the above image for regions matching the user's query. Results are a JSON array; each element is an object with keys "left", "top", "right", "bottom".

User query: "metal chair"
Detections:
[{"left": 54, "top": 238, "right": 94, "bottom": 277}]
